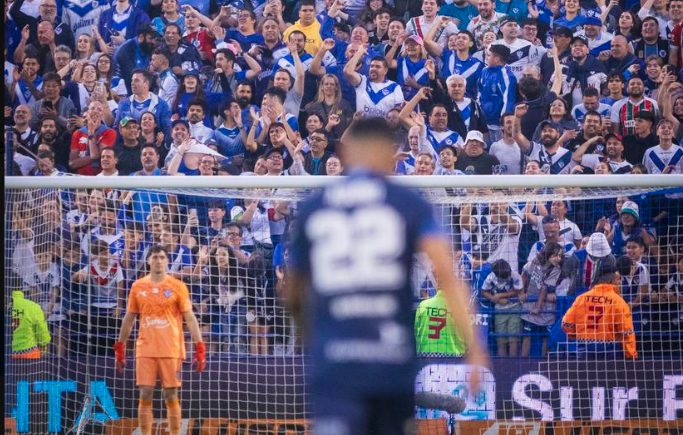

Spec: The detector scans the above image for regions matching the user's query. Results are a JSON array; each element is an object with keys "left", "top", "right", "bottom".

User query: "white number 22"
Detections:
[{"left": 306, "top": 205, "right": 406, "bottom": 293}]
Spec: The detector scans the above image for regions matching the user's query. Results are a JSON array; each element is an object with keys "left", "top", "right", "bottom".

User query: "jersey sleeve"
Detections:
[
  {"left": 561, "top": 298, "right": 579, "bottom": 337},
  {"left": 176, "top": 280, "right": 193, "bottom": 313},
  {"left": 127, "top": 284, "right": 140, "bottom": 313},
  {"left": 615, "top": 299, "right": 638, "bottom": 359},
  {"left": 34, "top": 306, "right": 52, "bottom": 347}
]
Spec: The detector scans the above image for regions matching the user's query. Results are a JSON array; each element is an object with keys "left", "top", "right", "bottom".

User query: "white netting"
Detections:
[{"left": 4, "top": 176, "right": 683, "bottom": 435}]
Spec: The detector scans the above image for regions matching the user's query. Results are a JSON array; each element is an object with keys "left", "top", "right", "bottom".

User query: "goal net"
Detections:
[{"left": 4, "top": 175, "right": 683, "bottom": 435}]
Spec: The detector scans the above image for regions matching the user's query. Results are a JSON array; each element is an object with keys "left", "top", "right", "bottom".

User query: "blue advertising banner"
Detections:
[{"left": 5, "top": 357, "right": 683, "bottom": 433}]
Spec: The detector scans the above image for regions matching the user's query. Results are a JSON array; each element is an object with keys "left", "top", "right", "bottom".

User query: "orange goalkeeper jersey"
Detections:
[
  {"left": 562, "top": 283, "right": 638, "bottom": 359},
  {"left": 127, "top": 275, "right": 193, "bottom": 359}
]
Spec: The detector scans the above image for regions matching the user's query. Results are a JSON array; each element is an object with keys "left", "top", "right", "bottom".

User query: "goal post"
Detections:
[{"left": 5, "top": 174, "right": 683, "bottom": 434}]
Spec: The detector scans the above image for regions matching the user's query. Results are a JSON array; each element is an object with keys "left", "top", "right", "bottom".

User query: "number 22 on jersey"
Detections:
[{"left": 306, "top": 205, "right": 406, "bottom": 293}]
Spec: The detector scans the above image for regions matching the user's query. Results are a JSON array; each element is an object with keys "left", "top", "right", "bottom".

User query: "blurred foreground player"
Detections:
[
  {"left": 287, "top": 118, "right": 488, "bottom": 435},
  {"left": 114, "top": 245, "right": 206, "bottom": 435}
]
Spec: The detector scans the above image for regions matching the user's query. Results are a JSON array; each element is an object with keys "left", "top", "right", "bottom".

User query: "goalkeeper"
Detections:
[{"left": 114, "top": 245, "right": 206, "bottom": 435}]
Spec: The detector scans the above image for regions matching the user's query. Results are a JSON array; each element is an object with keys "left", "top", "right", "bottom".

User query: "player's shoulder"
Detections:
[{"left": 164, "top": 275, "right": 190, "bottom": 293}]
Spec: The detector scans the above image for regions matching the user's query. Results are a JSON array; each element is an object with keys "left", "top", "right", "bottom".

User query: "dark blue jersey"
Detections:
[{"left": 290, "top": 170, "right": 440, "bottom": 394}]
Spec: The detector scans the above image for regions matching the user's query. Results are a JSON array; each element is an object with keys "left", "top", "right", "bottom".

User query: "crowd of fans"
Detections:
[{"left": 4, "top": 0, "right": 683, "bottom": 358}]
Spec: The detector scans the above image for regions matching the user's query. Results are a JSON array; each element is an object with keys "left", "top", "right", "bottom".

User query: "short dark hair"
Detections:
[
  {"left": 101, "top": 199, "right": 117, "bottom": 215},
  {"left": 141, "top": 143, "right": 159, "bottom": 155},
  {"left": 265, "top": 86, "right": 288, "bottom": 104},
  {"left": 288, "top": 30, "right": 306, "bottom": 41},
  {"left": 37, "top": 150, "right": 55, "bottom": 160},
  {"left": 616, "top": 255, "right": 633, "bottom": 276},
  {"left": 491, "top": 259, "right": 511, "bottom": 280},
  {"left": 438, "top": 144, "right": 458, "bottom": 156},
  {"left": 91, "top": 239, "right": 110, "bottom": 255},
  {"left": 518, "top": 76, "right": 543, "bottom": 100},
  {"left": 152, "top": 47, "right": 172, "bottom": 61},
  {"left": 344, "top": 117, "right": 397, "bottom": 146},
  {"left": 369, "top": 56, "right": 389, "bottom": 68},
  {"left": 132, "top": 69, "right": 154, "bottom": 87},
  {"left": 607, "top": 72, "right": 624, "bottom": 82},
  {"left": 125, "top": 220, "right": 145, "bottom": 233},
  {"left": 164, "top": 23, "right": 182, "bottom": 35},
  {"left": 583, "top": 110, "right": 601, "bottom": 120},
  {"left": 311, "top": 128, "right": 329, "bottom": 139},
  {"left": 226, "top": 222, "right": 243, "bottom": 235},
  {"left": 626, "top": 235, "right": 646, "bottom": 248},
  {"left": 215, "top": 48, "right": 236, "bottom": 62},
  {"left": 43, "top": 72, "right": 62, "bottom": 86},
  {"left": 373, "top": 7, "right": 392, "bottom": 18},
  {"left": 188, "top": 98, "right": 207, "bottom": 112},
  {"left": 521, "top": 18, "right": 538, "bottom": 27},
  {"left": 300, "top": 0, "right": 316, "bottom": 7},
  {"left": 583, "top": 87, "right": 600, "bottom": 98},
  {"left": 147, "top": 244, "right": 169, "bottom": 259},
  {"left": 429, "top": 104, "right": 448, "bottom": 116}
]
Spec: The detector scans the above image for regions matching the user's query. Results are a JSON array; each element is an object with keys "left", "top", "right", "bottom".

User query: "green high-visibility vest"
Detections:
[
  {"left": 11, "top": 290, "right": 51, "bottom": 354},
  {"left": 414, "top": 290, "right": 466, "bottom": 356}
]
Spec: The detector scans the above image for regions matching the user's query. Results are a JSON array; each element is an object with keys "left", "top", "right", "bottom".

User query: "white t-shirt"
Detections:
[
  {"left": 490, "top": 38, "right": 543, "bottom": 79},
  {"left": 354, "top": 74, "right": 404, "bottom": 119},
  {"left": 489, "top": 138, "right": 523, "bottom": 174},
  {"left": 88, "top": 259, "right": 124, "bottom": 309},
  {"left": 537, "top": 217, "right": 582, "bottom": 245},
  {"left": 643, "top": 144, "right": 683, "bottom": 174},
  {"left": 406, "top": 15, "right": 459, "bottom": 47},
  {"left": 463, "top": 214, "right": 523, "bottom": 272}
]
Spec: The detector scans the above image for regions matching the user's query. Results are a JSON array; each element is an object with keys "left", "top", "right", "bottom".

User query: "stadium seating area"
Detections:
[{"left": 4, "top": 0, "right": 683, "bottom": 359}]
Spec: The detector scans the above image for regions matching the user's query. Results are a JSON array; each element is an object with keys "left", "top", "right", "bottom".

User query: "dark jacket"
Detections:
[
  {"left": 303, "top": 151, "right": 333, "bottom": 175},
  {"left": 9, "top": 0, "right": 74, "bottom": 51},
  {"left": 605, "top": 52, "right": 644, "bottom": 78},
  {"left": 566, "top": 55, "right": 607, "bottom": 93},
  {"left": 161, "top": 42, "right": 202, "bottom": 73},
  {"left": 114, "top": 142, "right": 143, "bottom": 175},
  {"left": 454, "top": 152, "right": 501, "bottom": 175},
  {"left": 522, "top": 90, "right": 557, "bottom": 141},
  {"left": 113, "top": 38, "right": 152, "bottom": 93},
  {"left": 430, "top": 77, "right": 489, "bottom": 139},
  {"left": 97, "top": 5, "right": 150, "bottom": 44}
]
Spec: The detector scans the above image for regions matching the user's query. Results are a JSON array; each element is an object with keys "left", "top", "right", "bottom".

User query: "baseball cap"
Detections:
[
  {"left": 583, "top": 9, "right": 602, "bottom": 26},
  {"left": 635, "top": 110, "right": 656, "bottom": 124},
  {"left": 586, "top": 232, "right": 611, "bottom": 258},
  {"left": 539, "top": 120, "right": 561, "bottom": 131},
  {"left": 183, "top": 69, "right": 201, "bottom": 78},
  {"left": 465, "top": 130, "right": 485, "bottom": 144},
  {"left": 550, "top": 26, "right": 573, "bottom": 38},
  {"left": 171, "top": 119, "right": 190, "bottom": 130},
  {"left": 570, "top": 35, "right": 589, "bottom": 46},
  {"left": 406, "top": 34, "right": 424, "bottom": 45},
  {"left": 604, "top": 133, "right": 622, "bottom": 142},
  {"left": 500, "top": 15, "right": 517, "bottom": 27},
  {"left": 120, "top": 116, "right": 138, "bottom": 127},
  {"left": 620, "top": 201, "right": 640, "bottom": 220}
]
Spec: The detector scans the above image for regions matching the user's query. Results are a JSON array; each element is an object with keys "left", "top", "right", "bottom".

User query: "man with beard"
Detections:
[
  {"left": 10, "top": 0, "right": 74, "bottom": 55},
  {"left": 571, "top": 87, "right": 613, "bottom": 123},
  {"left": 251, "top": 18, "right": 289, "bottom": 102},
  {"left": 564, "top": 110, "right": 603, "bottom": 154},
  {"left": 633, "top": 16, "right": 670, "bottom": 63},
  {"left": 114, "top": 26, "right": 158, "bottom": 93},
  {"left": 574, "top": 13, "right": 613, "bottom": 58},
  {"left": 565, "top": 36, "right": 607, "bottom": 108},
  {"left": 344, "top": 45, "right": 404, "bottom": 119},
  {"left": 28, "top": 73, "right": 76, "bottom": 130},
  {"left": 514, "top": 104, "right": 572, "bottom": 174},
  {"left": 149, "top": 48, "right": 178, "bottom": 102},
  {"left": 186, "top": 100, "right": 214, "bottom": 144},
  {"left": 11, "top": 105, "right": 39, "bottom": 152},
  {"left": 425, "top": 19, "right": 483, "bottom": 99},
  {"left": 160, "top": 23, "right": 202, "bottom": 76},
  {"left": 573, "top": 133, "right": 633, "bottom": 174},
  {"left": 622, "top": 110, "right": 659, "bottom": 165},
  {"left": 116, "top": 69, "right": 172, "bottom": 136},
  {"left": 407, "top": 0, "right": 458, "bottom": 46},
  {"left": 605, "top": 35, "right": 644, "bottom": 77},
  {"left": 489, "top": 113, "right": 523, "bottom": 174},
  {"left": 455, "top": 130, "right": 501, "bottom": 174},
  {"left": 439, "top": 0, "right": 478, "bottom": 31},
  {"left": 37, "top": 115, "right": 70, "bottom": 169},
  {"left": 224, "top": 8, "right": 264, "bottom": 53},
  {"left": 611, "top": 76, "right": 659, "bottom": 136},
  {"left": 234, "top": 81, "right": 259, "bottom": 125},
  {"left": 467, "top": 0, "right": 506, "bottom": 49},
  {"left": 206, "top": 47, "right": 261, "bottom": 97},
  {"left": 430, "top": 74, "right": 489, "bottom": 139},
  {"left": 9, "top": 55, "right": 44, "bottom": 107},
  {"left": 399, "top": 87, "right": 463, "bottom": 162}
]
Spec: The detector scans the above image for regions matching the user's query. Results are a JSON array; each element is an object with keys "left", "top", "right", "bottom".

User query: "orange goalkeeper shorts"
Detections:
[{"left": 136, "top": 357, "right": 182, "bottom": 388}]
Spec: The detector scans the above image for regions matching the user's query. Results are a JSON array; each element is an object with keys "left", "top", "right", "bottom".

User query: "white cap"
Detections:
[
  {"left": 586, "top": 232, "right": 611, "bottom": 258},
  {"left": 465, "top": 130, "right": 485, "bottom": 145},
  {"left": 620, "top": 201, "right": 640, "bottom": 220}
]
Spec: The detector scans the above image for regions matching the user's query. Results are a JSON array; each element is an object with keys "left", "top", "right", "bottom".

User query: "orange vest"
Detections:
[{"left": 562, "top": 284, "right": 638, "bottom": 359}]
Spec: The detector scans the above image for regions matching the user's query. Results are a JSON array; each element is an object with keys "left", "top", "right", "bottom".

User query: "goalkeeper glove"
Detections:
[
  {"left": 113, "top": 342, "right": 126, "bottom": 373},
  {"left": 193, "top": 342, "right": 206, "bottom": 373}
]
